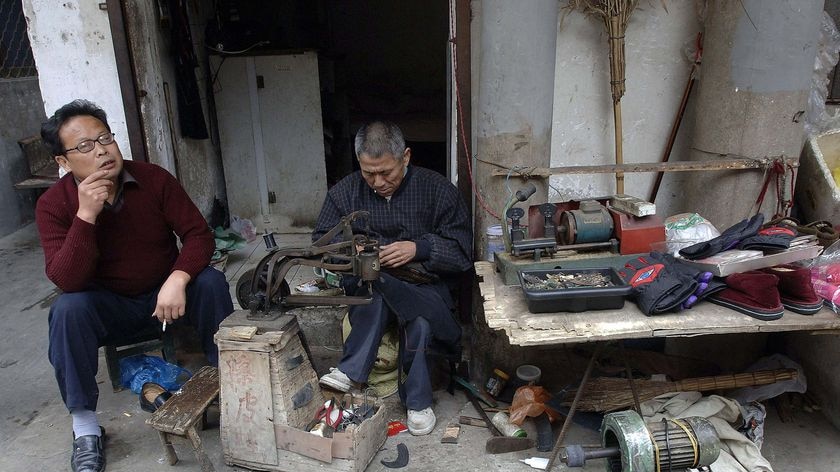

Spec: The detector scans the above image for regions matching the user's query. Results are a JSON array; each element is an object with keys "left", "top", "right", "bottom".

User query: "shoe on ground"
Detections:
[
  {"left": 71, "top": 428, "right": 106, "bottom": 472},
  {"left": 319, "top": 367, "right": 354, "bottom": 393},
  {"left": 407, "top": 407, "right": 436, "bottom": 436},
  {"left": 140, "top": 382, "right": 172, "bottom": 413}
]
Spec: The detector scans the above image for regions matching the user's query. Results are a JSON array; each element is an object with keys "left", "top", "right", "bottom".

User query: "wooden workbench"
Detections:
[{"left": 476, "top": 261, "right": 840, "bottom": 346}]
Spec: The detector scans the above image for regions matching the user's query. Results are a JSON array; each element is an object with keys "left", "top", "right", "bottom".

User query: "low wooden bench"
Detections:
[{"left": 146, "top": 365, "right": 220, "bottom": 472}]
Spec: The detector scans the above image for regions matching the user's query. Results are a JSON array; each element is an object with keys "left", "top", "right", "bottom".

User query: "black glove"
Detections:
[
  {"left": 738, "top": 226, "right": 796, "bottom": 251},
  {"left": 679, "top": 214, "right": 764, "bottom": 260},
  {"left": 619, "top": 252, "right": 698, "bottom": 315}
]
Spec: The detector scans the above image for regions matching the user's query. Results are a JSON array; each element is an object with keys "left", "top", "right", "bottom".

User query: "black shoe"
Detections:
[
  {"left": 140, "top": 382, "right": 172, "bottom": 413},
  {"left": 71, "top": 428, "right": 105, "bottom": 472}
]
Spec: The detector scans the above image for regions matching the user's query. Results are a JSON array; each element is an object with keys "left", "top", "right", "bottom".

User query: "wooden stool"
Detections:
[{"left": 146, "top": 365, "right": 219, "bottom": 472}]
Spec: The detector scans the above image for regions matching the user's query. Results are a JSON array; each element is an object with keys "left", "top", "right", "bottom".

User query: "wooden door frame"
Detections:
[{"left": 105, "top": 0, "right": 148, "bottom": 162}]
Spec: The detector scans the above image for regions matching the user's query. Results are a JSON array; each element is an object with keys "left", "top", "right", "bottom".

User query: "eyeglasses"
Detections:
[{"left": 64, "top": 132, "right": 116, "bottom": 154}]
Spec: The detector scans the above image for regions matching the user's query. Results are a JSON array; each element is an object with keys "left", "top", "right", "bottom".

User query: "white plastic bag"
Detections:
[{"left": 660, "top": 213, "right": 721, "bottom": 255}]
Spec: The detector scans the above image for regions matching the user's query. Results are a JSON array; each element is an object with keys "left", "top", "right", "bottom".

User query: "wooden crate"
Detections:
[{"left": 215, "top": 310, "right": 387, "bottom": 472}]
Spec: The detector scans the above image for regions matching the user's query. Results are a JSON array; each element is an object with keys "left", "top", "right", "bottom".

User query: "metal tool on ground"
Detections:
[
  {"left": 561, "top": 410, "right": 720, "bottom": 471},
  {"left": 380, "top": 443, "right": 409, "bottom": 468},
  {"left": 236, "top": 210, "right": 381, "bottom": 321},
  {"left": 458, "top": 415, "right": 488, "bottom": 428},
  {"left": 453, "top": 375, "right": 497, "bottom": 408},
  {"left": 460, "top": 384, "right": 536, "bottom": 454}
]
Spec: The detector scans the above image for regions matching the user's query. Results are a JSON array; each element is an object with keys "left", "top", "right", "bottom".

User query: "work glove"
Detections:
[
  {"left": 667, "top": 254, "right": 726, "bottom": 308},
  {"left": 738, "top": 226, "right": 797, "bottom": 252},
  {"left": 679, "top": 214, "right": 764, "bottom": 260},
  {"left": 618, "top": 252, "right": 698, "bottom": 315}
]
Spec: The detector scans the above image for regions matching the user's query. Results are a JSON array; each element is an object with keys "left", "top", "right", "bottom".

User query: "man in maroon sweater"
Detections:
[{"left": 35, "top": 99, "right": 233, "bottom": 472}]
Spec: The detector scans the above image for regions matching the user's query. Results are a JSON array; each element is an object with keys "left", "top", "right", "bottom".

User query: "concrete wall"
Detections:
[
  {"left": 0, "top": 78, "right": 45, "bottom": 237},
  {"left": 549, "top": 2, "right": 700, "bottom": 216},
  {"left": 22, "top": 0, "right": 131, "bottom": 160},
  {"left": 22, "top": 0, "right": 224, "bottom": 219}
]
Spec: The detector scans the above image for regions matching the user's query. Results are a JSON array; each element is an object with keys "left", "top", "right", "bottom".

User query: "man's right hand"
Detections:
[{"left": 76, "top": 170, "right": 113, "bottom": 224}]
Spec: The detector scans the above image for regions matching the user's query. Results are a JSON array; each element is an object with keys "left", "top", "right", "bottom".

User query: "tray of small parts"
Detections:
[{"left": 518, "top": 268, "right": 632, "bottom": 313}]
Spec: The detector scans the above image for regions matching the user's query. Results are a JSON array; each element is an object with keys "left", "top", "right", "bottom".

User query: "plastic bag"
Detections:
[
  {"left": 804, "top": 11, "right": 840, "bottom": 136},
  {"left": 509, "top": 385, "right": 562, "bottom": 426},
  {"left": 119, "top": 354, "right": 192, "bottom": 394},
  {"left": 805, "top": 239, "right": 840, "bottom": 312},
  {"left": 230, "top": 215, "right": 257, "bottom": 243},
  {"left": 659, "top": 213, "right": 721, "bottom": 256}
]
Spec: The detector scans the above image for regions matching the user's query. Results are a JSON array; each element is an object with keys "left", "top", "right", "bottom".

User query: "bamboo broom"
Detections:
[
  {"left": 567, "top": 0, "right": 641, "bottom": 194},
  {"left": 562, "top": 368, "right": 798, "bottom": 412}
]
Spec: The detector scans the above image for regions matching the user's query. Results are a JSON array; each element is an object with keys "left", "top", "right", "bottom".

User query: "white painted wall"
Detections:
[
  {"left": 22, "top": 0, "right": 131, "bottom": 160},
  {"left": 550, "top": 2, "right": 701, "bottom": 215}
]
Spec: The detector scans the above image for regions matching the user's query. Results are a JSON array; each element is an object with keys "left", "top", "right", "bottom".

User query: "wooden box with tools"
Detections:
[{"left": 215, "top": 310, "right": 387, "bottom": 472}]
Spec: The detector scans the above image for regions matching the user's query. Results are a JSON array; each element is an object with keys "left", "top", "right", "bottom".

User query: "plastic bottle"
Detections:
[
  {"left": 485, "top": 368, "right": 510, "bottom": 398},
  {"left": 491, "top": 411, "right": 527, "bottom": 438},
  {"left": 486, "top": 225, "right": 504, "bottom": 262}
]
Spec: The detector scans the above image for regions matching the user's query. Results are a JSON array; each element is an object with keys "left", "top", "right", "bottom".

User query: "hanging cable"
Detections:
[{"left": 448, "top": 0, "right": 500, "bottom": 220}]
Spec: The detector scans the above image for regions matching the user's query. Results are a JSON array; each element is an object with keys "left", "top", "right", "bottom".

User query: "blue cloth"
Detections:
[
  {"left": 48, "top": 267, "right": 232, "bottom": 411},
  {"left": 314, "top": 165, "right": 472, "bottom": 409}
]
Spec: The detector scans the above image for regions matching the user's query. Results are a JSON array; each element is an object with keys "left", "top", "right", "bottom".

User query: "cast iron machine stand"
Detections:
[{"left": 237, "top": 210, "right": 381, "bottom": 321}]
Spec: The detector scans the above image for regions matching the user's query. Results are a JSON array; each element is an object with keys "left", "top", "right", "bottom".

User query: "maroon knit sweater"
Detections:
[{"left": 35, "top": 160, "right": 214, "bottom": 296}]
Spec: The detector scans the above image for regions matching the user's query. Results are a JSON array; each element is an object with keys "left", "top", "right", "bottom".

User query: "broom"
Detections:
[
  {"left": 567, "top": 0, "right": 642, "bottom": 194},
  {"left": 562, "top": 368, "right": 798, "bottom": 412}
]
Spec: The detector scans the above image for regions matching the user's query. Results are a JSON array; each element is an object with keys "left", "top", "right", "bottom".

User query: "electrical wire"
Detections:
[
  {"left": 448, "top": 0, "right": 500, "bottom": 220},
  {"left": 205, "top": 40, "right": 270, "bottom": 55}
]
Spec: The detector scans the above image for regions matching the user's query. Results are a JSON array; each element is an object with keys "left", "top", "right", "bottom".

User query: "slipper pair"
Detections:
[{"left": 708, "top": 265, "right": 822, "bottom": 320}]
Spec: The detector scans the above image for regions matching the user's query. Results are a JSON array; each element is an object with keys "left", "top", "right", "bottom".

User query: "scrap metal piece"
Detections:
[{"left": 380, "top": 443, "right": 409, "bottom": 468}]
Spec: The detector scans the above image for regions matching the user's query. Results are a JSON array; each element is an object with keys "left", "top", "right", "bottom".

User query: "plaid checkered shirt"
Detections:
[{"left": 313, "top": 166, "right": 473, "bottom": 276}]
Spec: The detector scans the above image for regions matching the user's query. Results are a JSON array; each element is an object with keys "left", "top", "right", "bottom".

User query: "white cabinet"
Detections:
[{"left": 212, "top": 52, "right": 327, "bottom": 233}]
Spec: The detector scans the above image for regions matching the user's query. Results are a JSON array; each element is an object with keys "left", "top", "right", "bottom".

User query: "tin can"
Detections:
[
  {"left": 491, "top": 411, "right": 527, "bottom": 438},
  {"left": 485, "top": 368, "right": 510, "bottom": 398}
]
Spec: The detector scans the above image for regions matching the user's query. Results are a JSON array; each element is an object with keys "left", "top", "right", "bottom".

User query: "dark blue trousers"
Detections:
[
  {"left": 338, "top": 273, "right": 460, "bottom": 410},
  {"left": 48, "top": 267, "right": 233, "bottom": 412}
]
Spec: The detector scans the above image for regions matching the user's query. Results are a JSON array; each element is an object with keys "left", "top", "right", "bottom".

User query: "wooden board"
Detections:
[
  {"left": 219, "top": 349, "right": 278, "bottom": 466},
  {"left": 476, "top": 261, "right": 840, "bottom": 346},
  {"left": 146, "top": 366, "right": 219, "bottom": 435}
]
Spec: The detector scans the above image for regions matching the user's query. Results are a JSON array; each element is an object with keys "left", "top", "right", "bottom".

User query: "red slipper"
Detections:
[
  {"left": 761, "top": 264, "right": 822, "bottom": 315},
  {"left": 708, "top": 271, "right": 784, "bottom": 320}
]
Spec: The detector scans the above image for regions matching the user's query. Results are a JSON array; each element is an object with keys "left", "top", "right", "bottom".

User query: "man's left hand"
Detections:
[
  {"left": 379, "top": 241, "right": 416, "bottom": 268},
  {"left": 152, "top": 270, "right": 191, "bottom": 324}
]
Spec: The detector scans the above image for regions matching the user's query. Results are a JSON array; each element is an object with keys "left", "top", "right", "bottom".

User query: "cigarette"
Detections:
[{"left": 162, "top": 320, "right": 167, "bottom": 332}]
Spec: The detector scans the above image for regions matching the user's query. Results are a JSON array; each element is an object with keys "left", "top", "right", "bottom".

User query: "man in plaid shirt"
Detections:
[{"left": 314, "top": 121, "right": 472, "bottom": 435}]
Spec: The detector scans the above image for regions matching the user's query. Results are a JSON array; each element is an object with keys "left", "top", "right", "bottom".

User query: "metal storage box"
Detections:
[{"left": 518, "top": 268, "right": 631, "bottom": 313}]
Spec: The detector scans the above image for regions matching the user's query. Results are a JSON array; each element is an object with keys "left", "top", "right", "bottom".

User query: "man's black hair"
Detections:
[
  {"left": 354, "top": 121, "right": 406, "bottom": 160},
  {"left": 41, "top": 99, "right": 111, "bottom": 156}
]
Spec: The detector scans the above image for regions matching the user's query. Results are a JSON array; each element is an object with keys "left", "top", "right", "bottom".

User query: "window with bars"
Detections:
[{"left": 0, "top": 1, "right": 37, "bottom": 79}]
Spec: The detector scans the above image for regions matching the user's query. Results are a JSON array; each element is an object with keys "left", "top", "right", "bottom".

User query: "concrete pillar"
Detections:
[
  {"left": 679, "top": 0, "right": 823, "bottom": 229},
  {"left": 473, "top": 0, "right": 558, "bottom": 260}
]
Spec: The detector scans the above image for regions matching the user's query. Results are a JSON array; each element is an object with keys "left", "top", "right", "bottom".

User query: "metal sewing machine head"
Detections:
[{"left": 236, "top": 211, "right": 381, "bottom": 321}]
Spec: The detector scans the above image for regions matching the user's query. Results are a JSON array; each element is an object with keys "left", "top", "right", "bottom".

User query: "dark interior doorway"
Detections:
[{"left": 204, "top": 0, "right": 451, "bottom": 186}]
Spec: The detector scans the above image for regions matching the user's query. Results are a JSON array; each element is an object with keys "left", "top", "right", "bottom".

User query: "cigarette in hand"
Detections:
[{"left": 162, "top": 320, "right": 167, "bottom": 332}]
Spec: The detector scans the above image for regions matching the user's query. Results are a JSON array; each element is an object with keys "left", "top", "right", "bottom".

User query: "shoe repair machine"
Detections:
[
  {"left": 560, "top": 410, "right": 720, "bottom": 472},
  {"left": 236, "top": 210, "right": 381, "bottom": 321},
  {"left": 494, "top": 184, "right": 666, "bottom": 284}
]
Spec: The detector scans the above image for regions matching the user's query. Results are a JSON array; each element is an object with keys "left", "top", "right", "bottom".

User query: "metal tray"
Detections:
[{"left": 518, "top": 268, "right": 631, "bottom": 313}]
